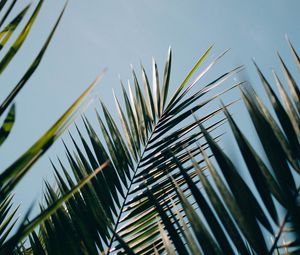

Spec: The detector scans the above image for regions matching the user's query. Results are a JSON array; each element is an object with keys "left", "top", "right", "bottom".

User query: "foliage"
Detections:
[
  {"left": 155, "top": 39, "right": 300, "bottom": 254},
  {"left": 143, "top": 41, "right": 300, "bottom": 254},
  {"left": 0, "top": 1, "right": 103, "bottom": 253},
  {"left": 26, "top": 43, "right": 300, "bottom": 254},
  {"left": 26, "top": 45, "right": 241, "bottom": 254},
  {"left": 0, "top": 2, "right": 298, "bottom": 255}
]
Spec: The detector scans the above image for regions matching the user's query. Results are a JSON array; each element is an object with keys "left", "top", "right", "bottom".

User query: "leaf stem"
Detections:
[{"left": 106, "top": 128, "right": 156, "bottom": 254}]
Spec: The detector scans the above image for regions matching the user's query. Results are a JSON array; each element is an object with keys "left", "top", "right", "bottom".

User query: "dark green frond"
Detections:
[{"left": 36, "top": 47, "right": 238, "bottom": 254}]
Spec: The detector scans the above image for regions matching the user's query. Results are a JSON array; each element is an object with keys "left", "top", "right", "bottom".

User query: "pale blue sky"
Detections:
[{"left": 0, "top": 0, "right": 299, "bottom": 216}]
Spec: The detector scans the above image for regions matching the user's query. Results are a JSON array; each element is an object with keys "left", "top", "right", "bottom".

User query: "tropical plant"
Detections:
[
  {"left": 25, "top": 41, "right": 299, "bottom": 254},
  {"left": 0, "top": 1, "right": 103, "bottom": 253},
  {"left": 2, "top": 2, "right": 297, "bottom": 254},
  {"left": 23, "top": 46, "right": 242, "bottom": 255},
  {"left": 153, "top": 39, "right": 300, "bottom": 255}
]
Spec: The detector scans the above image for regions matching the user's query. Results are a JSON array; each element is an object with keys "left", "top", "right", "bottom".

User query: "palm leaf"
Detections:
[
  {"left": 0, "top": 0, "right": 43, "bottom": 74},
  {"left": 0, "top": 2, "right": 68, "bottom": 117},
  {"left": 0, "top": 72, "right": 104, "bottom": 195},
  {"left": 33, "top": 47, "right": 240, "bottom": 254},
  {"left": 149, "top": 40, "right": 300, "bottom": 254},
  {"left": 0, "top": 1, "right": 81, "bottom": 250}
]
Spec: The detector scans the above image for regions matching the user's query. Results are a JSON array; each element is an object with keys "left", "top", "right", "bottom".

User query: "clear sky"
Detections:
[{"left": 0, "top": 0, "right": 299, "bottom": 217}]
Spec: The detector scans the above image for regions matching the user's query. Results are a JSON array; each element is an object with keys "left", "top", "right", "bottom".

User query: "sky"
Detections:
[{"left": 0, "top": 0, "right": 299, "bottom": 217}]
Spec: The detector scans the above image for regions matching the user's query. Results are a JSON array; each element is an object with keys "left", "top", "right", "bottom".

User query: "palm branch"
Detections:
[
  {"left": 149, "top": 40, "right": 300, "bottom": 254},
  {"left": 0, "top": 1, "right": 104, "bottom": 252},
  {"left": 28, "top": 46, "right": 241, "bottom": 254}
]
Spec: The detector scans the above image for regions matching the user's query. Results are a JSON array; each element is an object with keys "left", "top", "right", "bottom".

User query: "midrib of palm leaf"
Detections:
[{"left": 106, "top": 123, "right": 157, "bottom": 253}]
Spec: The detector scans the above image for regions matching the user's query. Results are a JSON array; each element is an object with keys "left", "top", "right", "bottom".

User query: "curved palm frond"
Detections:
[{"left": 30, "top": 46, "right": 241, "bottom": 254}]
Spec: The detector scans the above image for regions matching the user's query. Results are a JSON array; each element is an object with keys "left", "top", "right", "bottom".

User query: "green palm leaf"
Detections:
[
  {"left": 148, "top": 40, "right": 300, "bottom": 254},
  {"left": 34, "top": 47, "right": 240, "bottom": 254},
  {"left": 0, "top": 1, "right": 108, "bottom": 251}
]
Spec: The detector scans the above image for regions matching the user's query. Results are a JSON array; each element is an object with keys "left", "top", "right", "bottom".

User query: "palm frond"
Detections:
[
  {"left": 0, "top": 1, "right": 107, "bottom": 252},
  {"left": 147, "top": 40, "right": 300, "bottom": 254},
  {"left": 33, "top": 46, "right": 239, "bottom": 254}
]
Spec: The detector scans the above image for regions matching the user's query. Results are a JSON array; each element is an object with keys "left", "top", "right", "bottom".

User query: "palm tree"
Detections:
[{"left": 25, "top": 41, "right": 299, "bottom": 254}]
